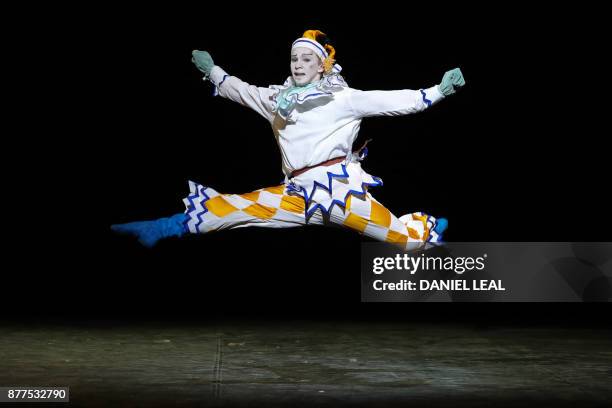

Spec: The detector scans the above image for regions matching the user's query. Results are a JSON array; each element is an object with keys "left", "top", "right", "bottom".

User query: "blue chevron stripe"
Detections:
[
  {"left": 194, "top": 185, "right": 211, "bottom": 232},
  {"left": 304, "top": 179, "right": 383, "bottom": 220},
  {"left": 184, "top": 182, "right": 211, "bottom": 233},
  {"left": 420, "top": 89, "right": 432, "bottom": 107},
  {"left": 287, "top": 163, "right": 384, "bottom": 221}
]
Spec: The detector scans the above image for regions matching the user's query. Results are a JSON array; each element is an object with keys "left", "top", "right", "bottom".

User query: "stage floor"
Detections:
[{"left": 1, "top": 322, "right": 611, "bottom": 407}]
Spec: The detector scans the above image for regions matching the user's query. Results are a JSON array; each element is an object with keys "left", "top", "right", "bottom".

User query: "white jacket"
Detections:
[{"left": 209, "top": 66, "right": 444, "bottom": 177}]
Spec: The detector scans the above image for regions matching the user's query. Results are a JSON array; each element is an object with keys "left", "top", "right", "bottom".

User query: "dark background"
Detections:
[{"left": 9, "top": 4, "right": 609, "bottom": 325}]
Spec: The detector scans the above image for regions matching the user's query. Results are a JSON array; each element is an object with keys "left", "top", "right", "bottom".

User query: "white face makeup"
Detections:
[{"left": 290, "top": 47, "right": 324, "bottom": 86}]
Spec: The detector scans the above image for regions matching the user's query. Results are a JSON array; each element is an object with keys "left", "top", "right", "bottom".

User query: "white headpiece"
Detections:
[{"left": 291, "top": 38, "right": 342, "bottom": 74}]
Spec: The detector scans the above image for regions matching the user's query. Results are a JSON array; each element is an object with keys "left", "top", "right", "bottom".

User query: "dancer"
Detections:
[{"left": 112, "top": 29, "right": 465, "bottom": 249}]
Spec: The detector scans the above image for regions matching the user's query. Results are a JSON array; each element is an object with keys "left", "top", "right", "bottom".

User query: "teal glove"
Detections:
[
  {"left": 438, "top": 68, "right": 465, "bottom": 96},
  {"left": 192, "top": 50, "right": 214, "bottom": 76}
]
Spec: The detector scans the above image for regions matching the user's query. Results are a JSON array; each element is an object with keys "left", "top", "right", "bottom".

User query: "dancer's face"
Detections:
[{"left": 291, "top": 47, "right": 324, "bottom": 86}]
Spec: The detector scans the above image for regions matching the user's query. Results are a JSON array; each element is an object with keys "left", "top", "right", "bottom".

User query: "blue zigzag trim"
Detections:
[
  {"left": 420, "top": 89, "right": 432, "bottom": 107},
  {"left": 426, "top": 215, "right": 434, "bottom": 243},
  {"left": 184, "top": 191, "right": 200, "bottom": 230},
  {"left": 184, "top": 185, "right": 201, "bottom": 212},
  {"left": 194, "top": 185, "right": 211, "bottom": 232},
  {"left": 287, "top": 163, "right": 384, "bottom": 221},
  {"left": 425, "top": 216, "right": 445, "bottom": 244},
  {"left": 184, "top": 182, "right": 211, "bottom": 233}
]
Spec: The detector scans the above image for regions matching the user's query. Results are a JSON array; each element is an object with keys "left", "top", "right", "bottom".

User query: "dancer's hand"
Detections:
[
  {"left": 192, "top": 50, "right": 214, "bottom": 76},
  {"left": 438, "top": 68, "right": 465, "bottom": 96}
]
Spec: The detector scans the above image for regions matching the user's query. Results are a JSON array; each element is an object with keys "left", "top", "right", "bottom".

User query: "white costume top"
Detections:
[{"left": 208, "top": 66, "right": 444, "bottom": 178}]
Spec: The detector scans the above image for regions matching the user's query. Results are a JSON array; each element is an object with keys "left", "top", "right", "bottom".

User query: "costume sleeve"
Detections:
[
  {"left": 208, "top": 65, "right": 277, "bottom": 122},
  {"left": 347, "top": 85, "right": 445, "bottom": 118}
]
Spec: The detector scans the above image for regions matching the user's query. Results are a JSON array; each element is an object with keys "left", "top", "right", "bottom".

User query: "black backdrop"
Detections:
[{"left": 10, "top": 4, "right": 609, "bottom": 325}]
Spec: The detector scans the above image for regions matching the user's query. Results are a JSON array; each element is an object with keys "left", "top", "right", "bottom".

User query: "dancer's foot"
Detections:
[
  {"left": 433, "top": 218, "right": 448, "bottom": 240},
  {"left": 111, "top": 213, "right": 187, "bottom": 248}
]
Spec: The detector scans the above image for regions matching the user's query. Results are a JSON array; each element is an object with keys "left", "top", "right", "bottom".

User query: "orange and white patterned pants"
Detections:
[{"left": 183, "top": 181, "right": 442, "bottom": 249}]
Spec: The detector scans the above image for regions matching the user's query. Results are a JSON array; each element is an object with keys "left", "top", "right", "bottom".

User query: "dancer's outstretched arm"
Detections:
[
  {"left": 348, "top": 68, "right": 465, "bottom": 118},
  {"left": 192, "top": 50, "right": 276, "bottom": 122}
]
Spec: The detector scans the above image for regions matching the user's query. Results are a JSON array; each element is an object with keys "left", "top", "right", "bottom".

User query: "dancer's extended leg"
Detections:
[{"left": 325, "top": 191, "right": 447, "bottom": 249}]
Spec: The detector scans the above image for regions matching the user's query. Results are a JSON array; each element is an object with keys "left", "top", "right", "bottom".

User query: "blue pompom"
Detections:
[{"left": 433, "top": 218, "right": 448, "bottom": 235}]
